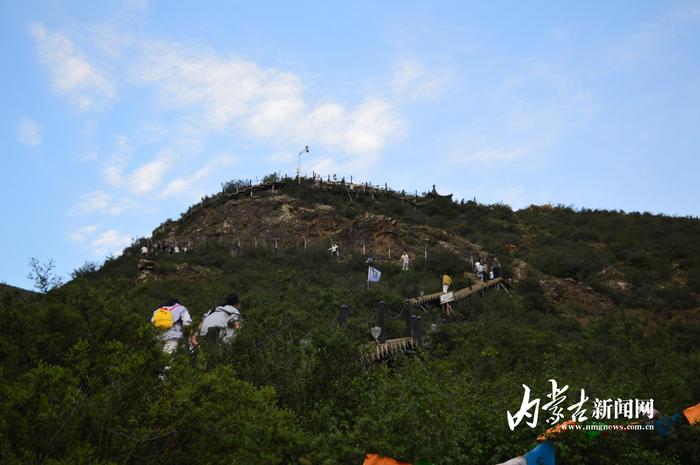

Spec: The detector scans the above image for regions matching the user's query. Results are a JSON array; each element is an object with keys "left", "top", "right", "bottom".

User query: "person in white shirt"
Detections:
[
  {"left": 191, "top": 293, "right": 242, "bottom": 348},
  {"left": 329, "top": 243, "right": 339, "bottom": 257},
  {"left": 400, "top": 252, "right": 410, "bottom": 271},
  {"left": 475, "top": 260, "right": 484, "bottom": 281}
]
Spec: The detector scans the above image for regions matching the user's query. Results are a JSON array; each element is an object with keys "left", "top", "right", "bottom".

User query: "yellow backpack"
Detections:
[{"left": 153, "top": 307, "right": 174, "bottom": 330}]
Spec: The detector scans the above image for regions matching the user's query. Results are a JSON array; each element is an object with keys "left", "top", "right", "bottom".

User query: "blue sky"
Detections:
[{"left": 2, "top": 0, "right": 699, "bottom": 288}]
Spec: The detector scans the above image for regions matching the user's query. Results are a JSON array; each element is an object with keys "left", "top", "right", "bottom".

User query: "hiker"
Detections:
[
  {"left": 492, "top": 257, "right": 501, "bottom": 278},
  {"left": 483, "top": 260, "right": 490, "bottom": 281},
  {"left": 151, "top": 298, "right": 193, "bottom": 354},
  {"left": 475, "top": 259, "right": 484, "bottom": 281},
  {"left": 442, "top": 273, "right": 452, "bottom": 293},
  {"left": 141, "top": 245, "right": 148, "bottom": 255},
  {"left": 463, "top": 271, "right": 473, "bottom": 289},
  {"left": 329, "top": 243, "right": 339, "bottom": 257},
  {"left": 190, "top": 293, "right": 242, "bottom": 348},
  {"left": 400, "top": 252, "right": 410, "bottom": 271},
  {"left": 366, "top": 255, "right": 374, "bottom": 266}
]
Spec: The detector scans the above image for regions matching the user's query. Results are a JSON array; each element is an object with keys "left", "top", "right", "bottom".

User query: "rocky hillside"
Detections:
[{"left": 133, "top": 176, "right": 699, "bottom": 318}]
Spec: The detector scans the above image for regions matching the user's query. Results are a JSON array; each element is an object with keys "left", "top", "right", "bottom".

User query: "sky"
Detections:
[{"left": 2, "top": 0, "right": 700, "bottom": 289}]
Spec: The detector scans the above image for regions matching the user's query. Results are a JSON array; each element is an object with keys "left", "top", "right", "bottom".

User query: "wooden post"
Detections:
[
  {"left": 412, "top": 316, "right": 422, "bottom": 346},
  {"left": 388, "top": 244, "right": 391, "bottom": 260},
  {"left": 303, "top": 236, "right": 307, "bottom": 252},
  {"left": 338, "top": 304, "right": 349, "bottom": 326},
  {"left": 254, "top": 236, "right": 258, "bottom": 248},
  {"left": 378, "top": 301, "right": 387, "bottom": 344},
  {"left": 274, "top": 237, "right": 278, "bottom": 252},
  {"left": 405, "top": 306, "right": 413, "bottom": 337},
  {"left": 362, "top": 240, "right": 366, "bottom": 256},
  {"left": 424, "top": 243, "right": 428, "bottom": 261}
]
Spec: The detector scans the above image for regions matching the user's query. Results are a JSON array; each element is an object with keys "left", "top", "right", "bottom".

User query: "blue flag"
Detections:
[
  {"left": 525, "top": 440, "right": 555, "bottom": 465},
  {"left": 655, "top": 412, "right": 683, "bottom": 437},
  {"left": 368, "top": 266, "right": 381, "bottom": 283}
]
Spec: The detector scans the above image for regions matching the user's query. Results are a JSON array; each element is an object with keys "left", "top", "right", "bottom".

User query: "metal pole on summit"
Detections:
[{"left": 297, "top": 145, "right": 309, "bottom": 184}]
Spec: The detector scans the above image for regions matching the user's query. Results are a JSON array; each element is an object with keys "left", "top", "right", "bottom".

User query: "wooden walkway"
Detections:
[
  {"left": 363, "top": 337, "right": 417, "bottom": 363},
  {"left": 406, "top": 277, "right": 506, "bottom": 306}
]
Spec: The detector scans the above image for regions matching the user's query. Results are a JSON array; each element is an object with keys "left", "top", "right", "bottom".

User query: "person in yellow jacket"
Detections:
[{"left": 442, "top": 273, "right": 452, "bottom": 293}]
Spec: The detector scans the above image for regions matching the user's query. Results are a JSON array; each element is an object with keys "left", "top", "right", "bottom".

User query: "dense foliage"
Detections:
[{"left": 1, "top": 180, "right": 699, "bottom": 464}]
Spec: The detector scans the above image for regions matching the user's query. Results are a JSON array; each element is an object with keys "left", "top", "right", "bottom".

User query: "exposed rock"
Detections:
[
  {"left": 151, "top": 190, "right": 484, "bottom": 262},
  {"left": 511, "top": 259, "right": 531, "bottom": 283},
  {"left": 138, "top": 259, "right": 155, "bottom": 270},
  {"left": 598, "top": 266, "right": 631, "bottom": 292},
  {"left": 539, "top": 277, "right": 615, "bottom": 315}
]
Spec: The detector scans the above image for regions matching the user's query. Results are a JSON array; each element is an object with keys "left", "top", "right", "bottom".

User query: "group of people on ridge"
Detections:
[
  {"left": 475, "top": 256, "right": 501, "bottom": 281},
  {"left": 150, "top": 293, "right": 242, "bottom": 354},
  {"left": 439, "top": 255, "right": 502, "bottom": 296},
  {"left": 141, "top": 240, "right": 190, "bottom": 256}
]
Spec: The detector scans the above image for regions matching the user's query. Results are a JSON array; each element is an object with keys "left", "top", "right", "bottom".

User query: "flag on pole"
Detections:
[{"left": 368, "top": 266, "right": 382, "bottom": 283}]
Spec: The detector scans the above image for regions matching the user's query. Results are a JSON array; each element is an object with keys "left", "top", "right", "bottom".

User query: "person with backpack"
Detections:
[
  {"left": 190, "top": 293, "right": 242, "bottom": 348},
  {"left": 151, "top": 298, "right": 193, "bottom": 354}
]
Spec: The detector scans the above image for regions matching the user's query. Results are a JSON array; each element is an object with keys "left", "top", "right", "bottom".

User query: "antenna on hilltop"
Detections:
[{"left": 297, "top": 145, "right": 310, "bottom": 184}]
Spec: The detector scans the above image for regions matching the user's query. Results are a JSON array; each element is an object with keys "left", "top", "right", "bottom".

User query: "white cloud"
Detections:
[
  {"left": 390, "top": 59, "right": 451, "bottom": 101},
  {"left": 127, "top": 152, "right": 171, "bottom": 194},
  {"left": 29, "top": 22, "right": 116, "bottom": 110},
  {"left": 102, "top": 135, "right": 171, "bottom": 195},
  {"left": 104, "top": 157, "right": 126, "bottom": 186},
  {"left": 89, "top": 23, "right": 134, "bottom": 59},
  {"left": 446, "top": 61, "right": 595, "bottom": 166},
  {"left": 73, "top": 190, "right": 130, "bottom": 215},
  {"left": 81, "top": 150, "right": 99, "bottom": 161},
  {"left": 159, "top": 154, "right": 237, "bottom": 198},
  {"left": 89, "top": 229, "right": 132, "bottom": 256},
  {"left": 68, "top": 224, "right": 98, "bottom": 242},
  {"left": 134, "top": 42, "right": 407, "bottom": 170},
  {"left": 126, "top": 0, "right": 149, "bottom": 11},
  {"left": 68, "top": 225, "right": 131, "bottom": 256},
  {"left": 266, "top": 151, "right": 296, "bottom": 163},
  {"left": 17, "top": 117, "right": 42, "bottom": 146}
]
